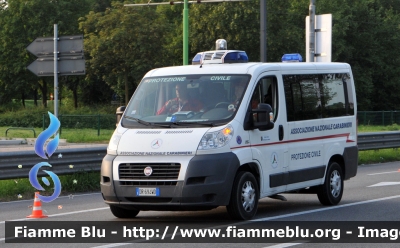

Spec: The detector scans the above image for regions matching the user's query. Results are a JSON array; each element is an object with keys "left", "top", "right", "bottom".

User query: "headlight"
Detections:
[
  {"left": 198, "top": 125, "right": 234, "bottom": 150},
  {"left": 107, "top": 133, "right": 121, "bottom": 155}
]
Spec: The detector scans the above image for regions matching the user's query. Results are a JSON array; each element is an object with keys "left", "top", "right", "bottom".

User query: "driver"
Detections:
[
  {"left": 157, "top": 83, "right": 203, "bottom": 115},
  {"left": 228, "top": 79, "right": 247, "bottom": 111},
  {"left": 228, "top": 78, "right": 258, "bottom": 112}
]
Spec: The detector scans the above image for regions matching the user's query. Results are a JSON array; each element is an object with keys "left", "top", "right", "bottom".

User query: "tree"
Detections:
[
  {"left": 188, "top": 0, "right": 400, "bottom": 111},
  {"left": 317, "top": 0, "right": 400, "bottom": 110},
  {"left": 1, "top": 0, "right": 400, "bottom": 111},
  {"left": 0, "top": 0, "right": 92, "bottom": 107},
  {"left": 80, "top": 2, "right": 171, "bottom": 105},
  {"left": 189, "top": 1, "right": 259, "bottom": 61}
]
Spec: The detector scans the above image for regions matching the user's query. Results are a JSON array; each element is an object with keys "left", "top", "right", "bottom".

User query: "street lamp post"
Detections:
[{"left": 183, "top": 0, "right": 189, "bottom": 65}]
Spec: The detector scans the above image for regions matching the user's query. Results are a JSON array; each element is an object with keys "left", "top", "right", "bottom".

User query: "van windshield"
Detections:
[{"left": 122, "top": 74, "right": 250, "bottom": 128}]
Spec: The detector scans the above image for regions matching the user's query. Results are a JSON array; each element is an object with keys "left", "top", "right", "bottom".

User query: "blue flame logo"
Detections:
[
  {"left": 29, "top": 111, "right": 62, "bottom": 203},
  {"left": 35, "top": 112, "right": 60, "bottom": 159}
]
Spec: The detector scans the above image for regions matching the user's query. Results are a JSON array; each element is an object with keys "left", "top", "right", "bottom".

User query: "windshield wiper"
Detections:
[
  {"left": 125, "top": 116, "right": 173, "bottom": 128},
  {"left": 171, "top": 121, "right": 216, "bottom": 127},
  {"left": 125, "top": 116, "right": 151, "bottom": 126},
  {"left": 125, "top": 116, "right": 217, "bottom": 128}
]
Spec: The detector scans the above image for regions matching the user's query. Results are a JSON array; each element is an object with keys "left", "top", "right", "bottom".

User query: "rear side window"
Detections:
[{"left": 284, "top": 73, "right": 354, "bottom": 122}]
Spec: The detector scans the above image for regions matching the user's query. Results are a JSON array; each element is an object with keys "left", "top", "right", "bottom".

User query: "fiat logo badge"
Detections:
[
  {"left": 151, "top": 139, "right": 163, "bottom": 149},
  {"left": 144, "top": 166, "right": 153, "bottom": 176}
]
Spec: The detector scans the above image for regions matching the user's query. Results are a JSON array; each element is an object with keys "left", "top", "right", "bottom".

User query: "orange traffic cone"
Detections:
[{"left": 27, "top": 192, "right": 48, "bottom": 218}]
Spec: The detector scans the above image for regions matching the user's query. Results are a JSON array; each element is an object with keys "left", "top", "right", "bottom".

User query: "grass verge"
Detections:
[
  {"left": 358, "top": 148, "right": 400, "bottom": 165},
  {"left": 0, "top": 127, "right": 113, "bottom": 143},
  {"left": 358, "top": 124, "right": 400, "bottom": 132},
  {"left": 0, "top": 170, "right": 100, "bottom": 202}
]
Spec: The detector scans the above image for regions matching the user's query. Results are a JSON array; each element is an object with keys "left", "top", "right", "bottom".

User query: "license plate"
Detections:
[{"left": 136, "top": 188, "right": 160, "bottom": 196}]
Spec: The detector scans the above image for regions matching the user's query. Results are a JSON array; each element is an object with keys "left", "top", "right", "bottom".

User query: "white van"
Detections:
[{"left": 101, "top": 44, "right": 358, "bottom": 220}]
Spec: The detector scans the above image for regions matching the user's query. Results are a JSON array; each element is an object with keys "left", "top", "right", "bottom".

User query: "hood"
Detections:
[{"left": 117, "top": 128, "right": 210, "bottom": 156}]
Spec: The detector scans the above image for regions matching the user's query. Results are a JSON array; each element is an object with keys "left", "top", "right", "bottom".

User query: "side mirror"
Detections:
[
  {"left": 116, "top": 106, "right": 126, "bottom": 126},
  {"left": 252, "top": 103, "right": 274, "bottom": 131}
]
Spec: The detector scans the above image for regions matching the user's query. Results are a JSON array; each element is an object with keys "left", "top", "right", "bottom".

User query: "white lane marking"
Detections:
[
  {"left": 0, "top": 192, "right": 102, "bottom": 204},
  {"left": 253, "top": 194, "right": 400, "bottom": 221},
  {"left": 90, "top": 194, "right": 400, "bottom": 248},
  {"left": 368, "top": 171, "right": 399, "bottom": 176},
  {"left": 0, "top": 207, "right": 108, "bottom": 225},
  {"left": 368, "top": 182, "right": 400, "bottom": 187},
  {"left": 263, "top": 241, "right": 308, "bottom": 248}
]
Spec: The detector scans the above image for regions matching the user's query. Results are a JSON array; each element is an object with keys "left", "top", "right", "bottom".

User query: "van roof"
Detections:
[{"left": 144, "top": 62, "right": 351, "bottom": 77}]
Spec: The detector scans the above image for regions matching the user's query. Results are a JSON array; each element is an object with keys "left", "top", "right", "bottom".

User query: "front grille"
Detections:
[{"left": 119, "top": 163, "right": 181, "bottom": 180}]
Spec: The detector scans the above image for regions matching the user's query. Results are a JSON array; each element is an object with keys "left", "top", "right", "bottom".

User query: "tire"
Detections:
[
  {"left": 109, "top": 205, "right": 139, "bottom": 218},
  {"left": 317, "top": 162, "right": 344, "bottom": 206},
  {"left": 226, "top": 171, "right": 259, "bottom": 220}
]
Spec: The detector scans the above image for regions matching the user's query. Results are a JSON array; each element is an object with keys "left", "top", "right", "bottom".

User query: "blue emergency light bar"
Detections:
[
  {"left": 192, "top": 51, "right": 248, "bottom": 65},
  {"left": 281, "top": 53, "right": 303, "bottom": 62},
  {"left": 223, "top": 52, "right": 249, "bottom": 63},
  {"left": 192, "top": 53, "right": 202, "bottom": 65}
]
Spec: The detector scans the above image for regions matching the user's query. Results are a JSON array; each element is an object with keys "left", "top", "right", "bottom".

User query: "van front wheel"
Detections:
[
  {"left": 109, "top": 205, "right": 139, "bottom": 218},
  {"left": 317, "top": 162, "right": 343, "bottom": 205},
  {"left": 226, "top": 171, "right": 259, "bottom": 220}
]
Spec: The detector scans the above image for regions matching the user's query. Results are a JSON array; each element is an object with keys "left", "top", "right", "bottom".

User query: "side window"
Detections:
[
  {"left": 250, "top": 76, "right": 279, "bottom": 121},
  {"left": 321, "top": 74, "right": 346, "bottom": 117},
  {"left": 284, "top": 75, "right": 320, "bottom": 121},
  {"left": 284, "top": 73, "right": 354, "bottom": 122},
  {"left": 344, "top": 74, "right": 355, "bottom": 115}
]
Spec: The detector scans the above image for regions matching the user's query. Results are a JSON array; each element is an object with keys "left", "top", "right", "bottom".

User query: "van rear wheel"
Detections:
[
  {"left": 109, "top": 205, "right": 139, "bottom": 218},
  {"left": 226, "top": 171, "right": 259, "bottom": 220},
  {"left": 317, "top": 162, "right": 343, "bottom": 205}
]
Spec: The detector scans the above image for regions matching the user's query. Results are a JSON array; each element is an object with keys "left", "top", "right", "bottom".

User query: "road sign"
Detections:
[
  {"left": 305, "top": 14, "right": 332, "bottom": 62},
  {"left": 27, "top": 34, "right": 85, "bottom": 77},
  {"left": 27, "top": 56, "right": 85, "bottom": 76},
  {"left": 27, "top": 35, "right": 84, "bottom": 57}
]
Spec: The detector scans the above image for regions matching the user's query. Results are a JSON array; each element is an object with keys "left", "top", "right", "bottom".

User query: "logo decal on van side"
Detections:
[
  {"left": 271, "top": 152, "right": 278, "bottom": 169},
  {"left": 236, "top": 136, "right": 242, "bottom": 145},
  {"left": 151, "top": 139, "right": 163, "bottom": 149}
]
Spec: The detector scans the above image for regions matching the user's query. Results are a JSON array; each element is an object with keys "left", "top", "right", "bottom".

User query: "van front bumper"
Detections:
[{"left": 101, "top": 153, "right": 240, "bottom": 211}]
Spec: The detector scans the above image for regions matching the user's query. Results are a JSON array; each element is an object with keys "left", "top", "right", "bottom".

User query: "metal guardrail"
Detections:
[
  {"left": 357, "top": 131, "right": 400, "bottom": 151},
  {"left": 1, "top": 132, "right": 400, "bottom": 180},
  {"left": 0, "top": 145, "right": 107, "bottom": 180}
]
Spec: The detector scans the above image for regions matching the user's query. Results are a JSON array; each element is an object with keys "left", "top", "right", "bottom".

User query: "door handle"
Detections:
[{"left": 279, "top": 125, "right": 284, "bottom": 141}]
